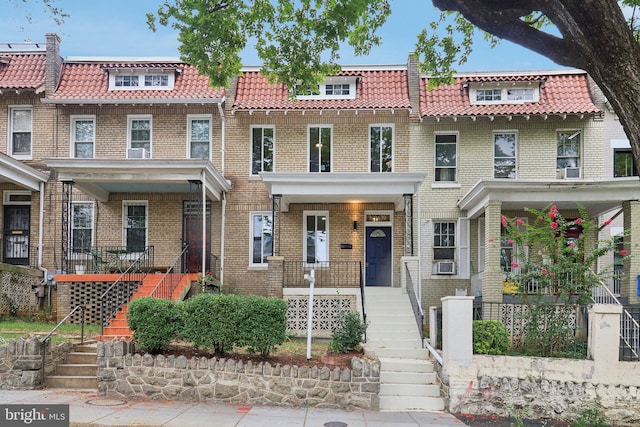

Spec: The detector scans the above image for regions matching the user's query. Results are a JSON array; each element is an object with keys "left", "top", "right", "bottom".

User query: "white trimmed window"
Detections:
[
  {"left": 9, "top": 106, "right": 32, "bottom": 158},
  {"left": 71, "top": 202, "right": 94, "bottom": 253},
  {"left": 433, "top": 221, "right": 455, "bottom": 260},
  {"left": 370, "top": 125, "right": 393, "bottom": 172},
  {"left": 187, "top": 115, "right": 211, "bottom": 159},
  {"left": 470, "top": 84, "right": 539, "bottom": 105},
  {"left": 434, "top": 133, "right": 457, "bottom": 182},
  {"left": 109, "top": 72, "right": 175, "bottom": 90},
  {"left": 309, "top": 126, "right": 332, "bottom": 172},
  {"left": 251, "top": 126, "right": 275, "bottom": 175},
  {"left": 250, "top": 212, "right": 273, "bottom": 265},
  {"left": 123, "top": 201, "right": 148, "bottom": 253},
  {"left": 71, "top": 115, "right": 95, "bottom": 159},
  {"left": 494, "top": 132, "right": 517, "bottom": 178},
  {"left": 305, "top": 211, "right": 328, "bottom": 263},
  {"left": 127, "top": 115, "right": 152, "bottom": 158},
  {"left": 296, "top": 76, "right": 357, "bottom": 100},
  {"left": 556, "top": 130, "right": 581, "bottom": 169}
]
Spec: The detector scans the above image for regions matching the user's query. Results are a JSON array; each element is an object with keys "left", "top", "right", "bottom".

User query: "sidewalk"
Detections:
[{"left": 0, "top": 389, "right": 469, "bottom": 427}]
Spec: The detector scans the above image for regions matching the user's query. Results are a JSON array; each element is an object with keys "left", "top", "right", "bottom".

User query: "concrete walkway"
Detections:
[{"left": 0, "top": 389, "right": 469, "bottom": 427}]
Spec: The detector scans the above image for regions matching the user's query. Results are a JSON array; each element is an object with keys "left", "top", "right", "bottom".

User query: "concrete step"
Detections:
[
  {"left": 65, "top": 352, "right": 97, "bottom": 364},
  {"left": 45, "top": 376, "right": 98, "bottom": 389},
  {"left": 367, "top": 339, "right": 423, "bottom": 349},
  {"left": 380, "top": 383, "right": 441, "bottom": 397},
  {"left": 379, "top": 395, "right": 445, "bottom": 412},
  {"left": 379, "top": 358, "right": 434, "bottom": 373},
  {"left": 56, "top": 364, "right": 97, "bottom": 376},
  {"left": 74, "top": 343, "right": 97, "bottom": 353},
  {"left": 367, "top": 314, "right": 417, "bottom": 324},
  {"left": 366, "top": 323, "right": 418, "bottom": 332},
  {"left": 369, "top": 347, "right": 429, "bottom": 360},
  {"left": 367, "top": 330, "right": 421, "bottom": 340},
  {"left": 380, "top": 371, "right": 437, "bottom": 385}
]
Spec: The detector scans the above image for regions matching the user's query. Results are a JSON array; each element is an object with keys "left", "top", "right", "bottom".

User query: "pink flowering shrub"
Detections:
[{"left": 500, "top": 204, "right": 628, "bottom": 304}]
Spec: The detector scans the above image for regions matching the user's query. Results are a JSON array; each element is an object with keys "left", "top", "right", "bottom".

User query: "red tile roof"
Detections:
[
  {"left": 0, "top": 54, "right": 46, "bottom": 91},
  {"left": 233, "top": 68, "right": 410, "bottom": 110},
  {"left": 419, "top": 72, "right": 601, "bottom": 117},
  {"left": 46, "top": 61, "right": 224, "bottom": 103}
]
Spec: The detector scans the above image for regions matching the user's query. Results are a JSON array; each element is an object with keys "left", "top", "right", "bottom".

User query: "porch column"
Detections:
[
  {"left": 271, "top": 195, "right": 282, "bottom": 256},
  {"left": 266, "top": 255, "right": 284, "bottom": 298},
  {"left": 483, "top": 200, "right": 503, "bottom": 304},
  {"left": 622, "top": 201, "right": 640, "bottom": 304},
  {"left": 61, "top": 181, "right": 74, "bottom": 273},
  {"left": 403, "top": 193, "right": 414, "bottom": 256}
]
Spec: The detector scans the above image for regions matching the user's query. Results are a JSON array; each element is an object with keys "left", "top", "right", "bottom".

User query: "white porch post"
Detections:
[{"left": 441, "top": 296, "right": 474, "bottom": 365}]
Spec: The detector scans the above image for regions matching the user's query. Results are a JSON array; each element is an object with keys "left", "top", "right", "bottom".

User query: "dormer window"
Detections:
[
  {"left": 469, "top": 83, "right": 539, "bottom": 105},
  {"left": 296, "top": 76, "right": 358, "bottom": 100},
  {"left": 108, "top": 70, "right": 175, "bottom": 90}
]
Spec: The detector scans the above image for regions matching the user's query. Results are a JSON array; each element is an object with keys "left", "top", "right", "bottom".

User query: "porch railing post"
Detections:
[
  {"left": 272, "top": 194, "right": 282, "bottom": 256},
  {"left": 61, "top": 181, "right": 74, "bottom": 273}
]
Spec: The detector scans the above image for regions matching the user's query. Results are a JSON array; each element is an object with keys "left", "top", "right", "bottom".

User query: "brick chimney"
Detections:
[
  {"left": 45, "top": 33, "right": 62, "bottom": 96},
  {"left": 407, "top": 52, "right": 421, "bottom": 118}
]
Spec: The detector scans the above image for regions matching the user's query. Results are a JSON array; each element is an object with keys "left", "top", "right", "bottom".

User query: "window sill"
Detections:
[
  {"left": 431, "top": 182, "right": 461, "bottom": 189},
  {"left": 248, "top": 175, "right": 262, "bottom": 181},
  {"left": 11, "top": 154, "right": 33, "bottom": 161},
  {"left": 247, "top": 264, "right": 268, "bottom": 271}
]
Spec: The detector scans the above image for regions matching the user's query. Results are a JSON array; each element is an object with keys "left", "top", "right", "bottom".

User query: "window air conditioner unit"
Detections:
[
  {"left": 435, "top": 260, "right": 456, "bottom": 275},
  {"left": 127, "top": 148, "right": 150, "bottom": 159},
  {"left": 562, "top": 167, "right": 581, "bottom": 179}
]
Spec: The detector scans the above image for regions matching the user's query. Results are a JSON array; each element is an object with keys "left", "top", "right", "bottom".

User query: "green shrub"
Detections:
[
  {"left": 329, "top": 311, "right": 366, "bottom": 353},
  {"left": 574, "top": 407, "right": 608, "bottom": 427},
  {"left": 181, "top": 293, "right": 241, "bottom": 355},
  {"left": 473, "top": 320, "right": 510, "bottom": 355},
  {"left": 127, "top": 297, "right": 180, "bottom": 353},
  {"left": 237, "top": 295, "right": 288, "bottom": 357}
]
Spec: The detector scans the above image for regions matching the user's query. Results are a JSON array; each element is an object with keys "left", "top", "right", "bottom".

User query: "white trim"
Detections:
[
  {"left": 249, "top": 211, "right": 273, "bottom": 267},
  {"left": 249, "top": 125, "right": 276, "bottom": 176},
  {"left": 8, "top": 105, "right": 33, "bottom": 160},
  {"left": 70, "top": 115, "right": 96, "bottom": 159},
  {"left": 296, "top": 77, "right": 357, "bottom": 100},
  {"left": 127, "top": 115, "right": 153, "bottom": 158},
  {"left": 368, "top": 124, "right": 394, "bottom": 173},
  {"left": 307, "top": 125, "right": 333, "bottom": 173},
  {"left": 610, "top": 139, "right": 631, "bottom": 149},
  {"left": 556, "top": 128, "right": 582, "bottom": 173},
  {"left": 421, "top": 68, "right": 587, "bottom": 79},
  {"left": 186, "top": 114, "right": 212, "bottom": 160},
  {"left": 470, "top": 84, "right": 540, "bottom": 105},
  {"left": 108, "top": 70, "right": 175, "bottom": 91},
  {"left": 303, "top": 211, "right": 329, "bottom": 264},
  {"left": 434, "top": 131, "right": 458, "bottom": 183},
  {"left": 122, "top": 200, "right": 148, "bottom": 251},
  {"left": 493, "top": 130, "right": 518, "bottom": 179},
  {"left": 3, "top": 190, "right": 31, "bottom": 205}
]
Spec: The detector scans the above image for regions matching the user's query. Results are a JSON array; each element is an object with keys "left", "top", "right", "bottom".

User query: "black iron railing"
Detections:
[
  {"left": 66, "top": 246, "right": 155, "bottom": 274},
  {"left": 149, "top": 245, "right": 190, "bottom": 300},
  {"left": 283, "top": 261, "right": 362, "bottom": 288},
  {"left": 0, "top": 235, "right": 38, "bottom": 268},
  {"left": 99, "top": 247, "right": 153, "bottom": 332},
  {"left": 40, "top": 304, "right": 86, "bottom": 385}
]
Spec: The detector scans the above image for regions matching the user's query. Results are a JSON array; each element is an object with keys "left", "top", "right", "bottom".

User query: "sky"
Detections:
[{"left": 0, "top": 0, "right": 562, "bottom": 72}]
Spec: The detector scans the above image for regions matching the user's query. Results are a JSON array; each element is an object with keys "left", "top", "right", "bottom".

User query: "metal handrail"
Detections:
[
  {"left": 358, "top": 262, "right": 367, "bottom": 342},
  {"left": 405, "top": 262, "right": 425, "bottom": 347},
  {"left": 40, "top": 304, "right": 86, "bottom": 386},
  {"left": 99, "top": 247, "right": 151, "bottom": 334},
  {"left": 149, "top": 244, "right": 190, "bottom": 299},
  {"left": 590, "top": 271, "right": 640, "bottom": 359}
]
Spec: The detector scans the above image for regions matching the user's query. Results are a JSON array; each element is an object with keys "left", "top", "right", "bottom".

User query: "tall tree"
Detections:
[{"left": 149, "top": 1, "right": 640, "bottom": 175}]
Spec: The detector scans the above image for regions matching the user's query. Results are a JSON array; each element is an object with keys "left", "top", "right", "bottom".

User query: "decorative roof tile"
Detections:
[
  {"left": 233, "top": 68, "right": 410, "bottom": 110},
  {"left": 0, "top": 54, "right": 46, "bottom": 91},
  {"left": 46, "top": 61, "right": 224, "bottom": 103},
  {"left": 419, "top": 72, "right": 600, "bottom": 117}
]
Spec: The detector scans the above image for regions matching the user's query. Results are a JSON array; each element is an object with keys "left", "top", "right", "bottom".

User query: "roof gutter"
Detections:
[{"left": 41, "top": 98, "right": 225, "bottom": 105}]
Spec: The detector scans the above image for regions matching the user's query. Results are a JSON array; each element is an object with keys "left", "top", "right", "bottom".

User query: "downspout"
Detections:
[
  {"left": 201, "top": 171, "right": 206, "bottom": 282},
  {"left": 217, "top": 101, "right": 226, "bottom": 286},
  {"left": 37, "top": 181, "right": 46, "bottom": 277},
  {"left": 417, "top": 185, "right": 422, "bottom": 306}
]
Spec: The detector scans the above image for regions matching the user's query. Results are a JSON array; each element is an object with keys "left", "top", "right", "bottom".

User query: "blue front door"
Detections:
[{"left": 365, "top": 226, "right": 392, "bottom": 286}]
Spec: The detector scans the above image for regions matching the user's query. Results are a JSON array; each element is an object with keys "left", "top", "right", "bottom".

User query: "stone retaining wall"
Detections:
[
  {"left": 97, "top": 341, "right": 380, "bottom": 410},
  {"left": 0, "top": 338, "right": 72, "bottom": 389}
]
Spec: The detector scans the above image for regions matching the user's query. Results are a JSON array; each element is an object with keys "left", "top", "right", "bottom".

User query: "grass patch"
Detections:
[{"left": 0, "top": 318, "right": 100, "bottom": 344}]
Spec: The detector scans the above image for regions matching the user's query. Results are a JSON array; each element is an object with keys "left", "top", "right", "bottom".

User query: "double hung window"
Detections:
[
  {"left": 188, "top": 116, "right": 211, "bottom": 159},
  {"left": 434, "top": 134, "right": 457, "bottom": 182},
  {"left": 250, "top": 213, "right": 273, "bottom": 265},
  {"left": 71, "top": 203, "right": 93, "bottom": 253},
  {"left": 305, "top": 212, "right": 328, "bottom": 263},
  {"left": 309, "top": 126, "right": 331, "bottom": 172},
  {"left": 370, "top": 125, "right": 393, "bottom": 172},
  {"left": 71, "top": 116, "right": 95, "bottom": 158},
  {"left": 433, "top": 221, "right": 455, "bottom": 260},
  {"left": 494, "top": 132, "right": 517, "bottom": 178},
  {"left": 9, "top": 106, "right": 32, "bottom": 157},
  {"left": 251, "top": 126, "right": 274, "bottom": 175},
  {"left": 123, "top": 202, "right": 147, "bottom": 253}
]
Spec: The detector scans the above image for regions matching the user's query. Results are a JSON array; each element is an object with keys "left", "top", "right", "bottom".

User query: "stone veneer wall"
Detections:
[
  {"left": 0, "top": 338, "right": 73, "bottom": 390},
  {"left": 438, "top": 355, "right": 640, "bottom": 426},
  {"left": 97, "top": 341, "right": 380, "bottom": 410}
]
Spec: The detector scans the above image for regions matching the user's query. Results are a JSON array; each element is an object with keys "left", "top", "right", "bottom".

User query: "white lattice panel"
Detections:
[{"left": 285, "top": 295, "right": 356, "bottom": 338}]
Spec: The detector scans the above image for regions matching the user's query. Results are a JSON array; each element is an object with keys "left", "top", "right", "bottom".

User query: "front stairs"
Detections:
[
  {"left": 364, "top": 286, "right": 444, "bottom": 412},
  {"left": 97, "top": 273, "right": 196, "bottom": 341},
  {"left": 45, "top": 341, "right": 98, "bottom": 389}
]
